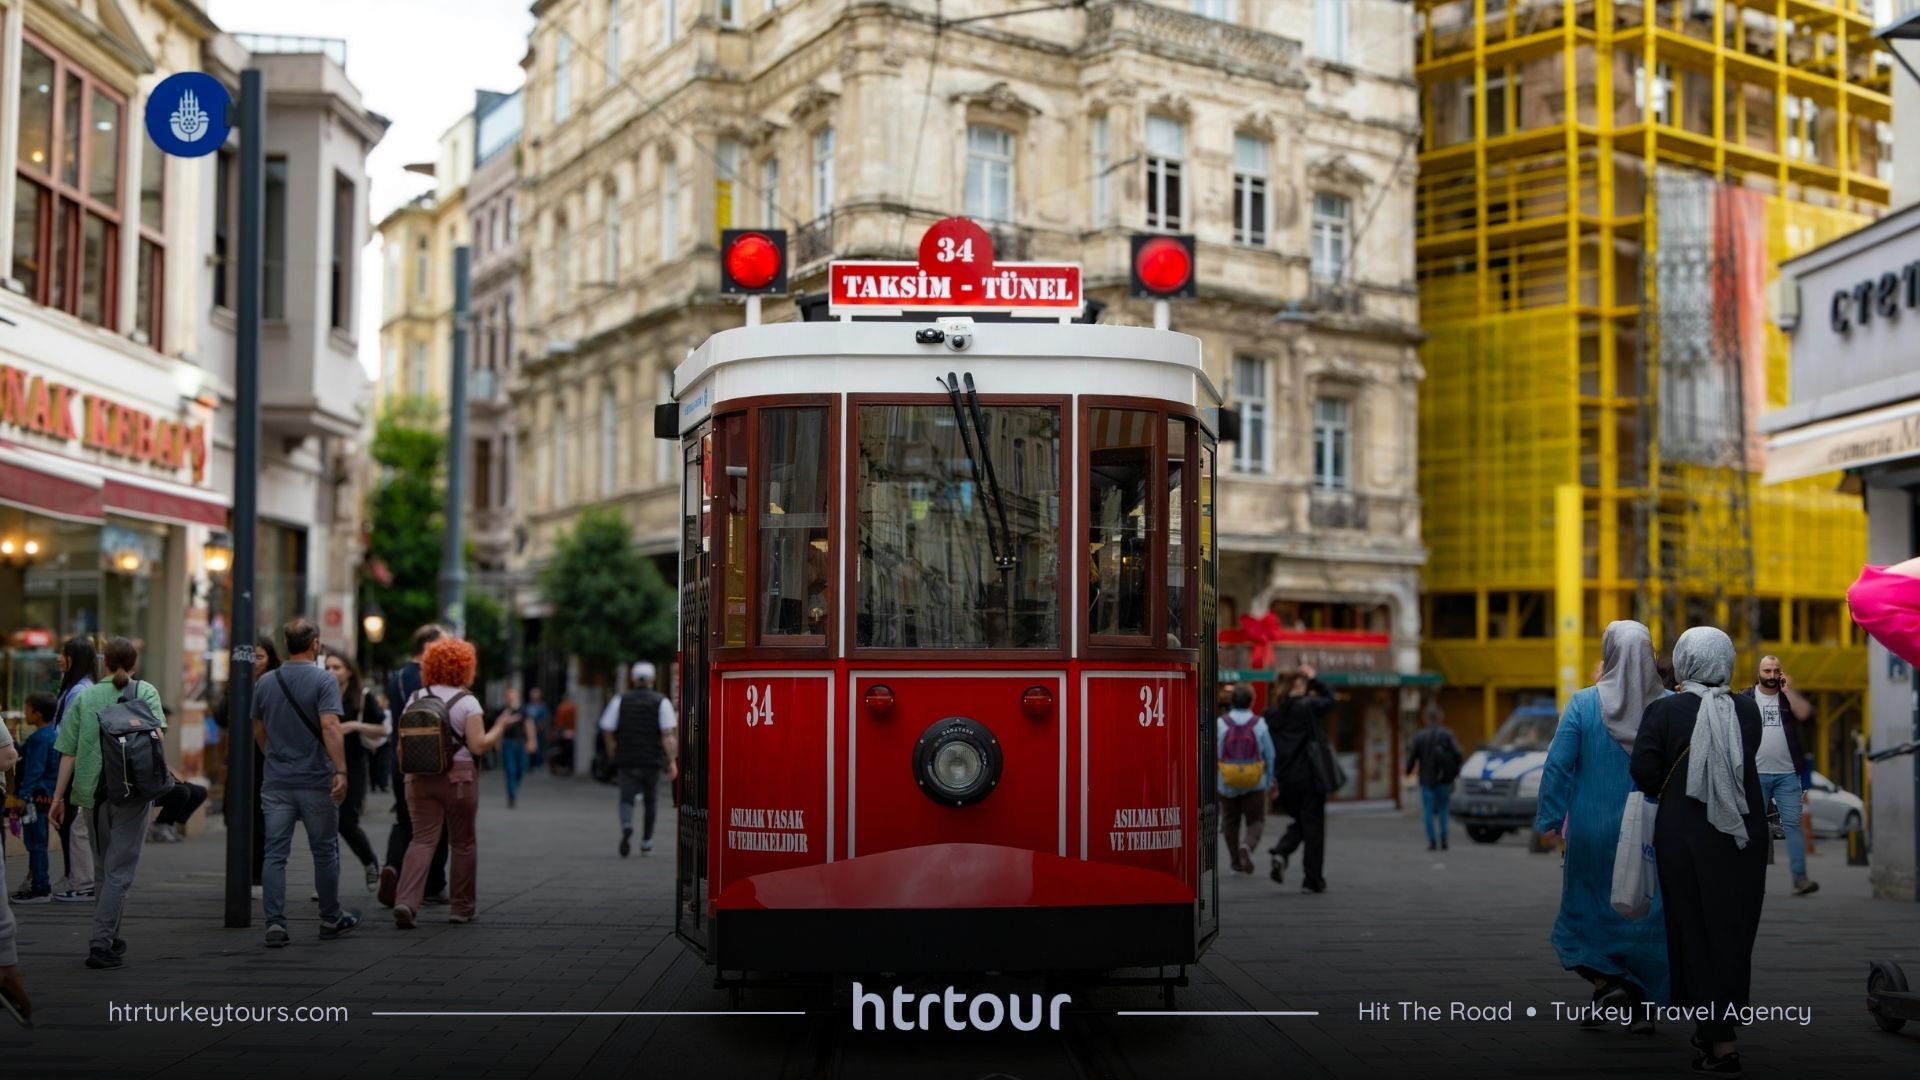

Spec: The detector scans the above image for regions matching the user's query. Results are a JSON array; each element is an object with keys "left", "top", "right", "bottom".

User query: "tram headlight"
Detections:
[{"left": 914, "top": 717, "right": 1002, "bottom": 807}]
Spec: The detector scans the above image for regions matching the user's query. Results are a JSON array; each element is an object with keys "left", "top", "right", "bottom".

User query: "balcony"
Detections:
[
  {"left": 794, "top": 213, "right": 837, "bottom": 267},
  {"left": 1308, "top": 491, "right": 1369, "bottom": 530},
  {"left": 1086, "top": 1, "right": 1305, "bottom": 83},
  {"left": 233, "top": 33, "right": 349, "bottom": 66}
]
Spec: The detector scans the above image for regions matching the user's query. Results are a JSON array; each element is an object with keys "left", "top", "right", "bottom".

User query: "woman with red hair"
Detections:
[{"left": 393, "top": 637, "right": 524, "bottom": 927}]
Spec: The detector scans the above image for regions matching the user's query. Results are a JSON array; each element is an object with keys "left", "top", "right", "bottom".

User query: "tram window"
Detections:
[
  {"left": 1088, "top": 408, "right": 1155, "bottom": 640},
  {"left": 722, "top": 413, "right": 749, "bottom": 647},
  {"left": 759, "top": 407, "right": 830, "bottom": 642},
  {"left": 856, "top": 404, "right": 1061, "bottom": 649},
  {"left": 1167, "top": 417, "right": 1193, "bottom": 647}
]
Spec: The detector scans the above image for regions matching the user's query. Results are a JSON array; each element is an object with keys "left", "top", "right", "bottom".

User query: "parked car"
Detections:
[
  {"left": 1451, "top": 699, "right": 1560, "bottom": 844},
  {"left": 1801, "top": 770, "right": 1865, "bottom": 839}
]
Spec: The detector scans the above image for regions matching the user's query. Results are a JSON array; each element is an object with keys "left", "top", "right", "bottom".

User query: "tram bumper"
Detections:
[{"left": 709, "top": 843, "right": 1197, "bottom": 973}]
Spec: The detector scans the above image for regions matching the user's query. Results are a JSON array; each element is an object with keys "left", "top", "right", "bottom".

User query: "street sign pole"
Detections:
[
  {"left": 439, "top": 245, "right": 471, "bottom": 635},
  {"left": 224, "top": 68, "right": 265, "bottom": 930}
]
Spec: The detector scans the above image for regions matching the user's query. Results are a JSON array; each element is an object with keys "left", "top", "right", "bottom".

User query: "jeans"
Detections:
[
  {"left": 88, "top": 801, "right": 151, "bottom": 952},
  {"left": 397, "top": 762, "right": 479, "bottom": 918},
  {"left": 23, "top": 810, "right": 50, "bottom": 890},
  {"left": 618, "top": 766, "right": 659, "bottom": 839},
  {"left": 262, "top": 787, "right": 344, "bottom": 927},
  {"left": 501, "top": 741, "right": 528, "bottom": 804},
  {"left": 1759, "top": 771, "right": 1808, "bottom": 881},
  {"left": 1420, "top": 783, "right": 1453, "bottom": 844}
]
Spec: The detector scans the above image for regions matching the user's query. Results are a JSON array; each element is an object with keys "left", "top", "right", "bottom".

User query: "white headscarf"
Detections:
[
  {"left": 1673, "top": 626, "right": 1749, "bottom": 848},
  {"left": 1595, "top": 620, "right": 1664, "bottom": 753}
]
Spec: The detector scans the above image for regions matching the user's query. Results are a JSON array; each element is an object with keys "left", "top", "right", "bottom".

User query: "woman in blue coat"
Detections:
[{"left": 1535, "top": 620, "right": 1671, "bottom": 1027}]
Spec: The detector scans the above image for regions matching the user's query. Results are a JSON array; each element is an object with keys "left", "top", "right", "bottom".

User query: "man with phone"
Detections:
[{"left": 1741, "top": 655, "right": 1819, "bottom": 896}]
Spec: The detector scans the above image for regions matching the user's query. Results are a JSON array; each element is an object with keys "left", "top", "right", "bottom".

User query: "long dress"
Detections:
[
  {"left": 1630, "top": 692, "right": 1767, "bottom": 1044},
  {"left": 1533, "top": 686, "right": 1670, "bottom": 1003}
]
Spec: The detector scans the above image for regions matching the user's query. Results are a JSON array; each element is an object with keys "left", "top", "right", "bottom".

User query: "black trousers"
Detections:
[
  {"left": 338, "top": 759, "right": 378, "bottom": 868},
  {"left": 618, "top": 765, "right": 660, "bottom": 840},
  {"left": 384, "top": 768, "right": 448, "bottom": 895},
  {"left": 1273, "top": 785, "right": 1328, "bottom": 887},
  {"left": 152, "top": 782, "right": 209, "bottom": 827}
]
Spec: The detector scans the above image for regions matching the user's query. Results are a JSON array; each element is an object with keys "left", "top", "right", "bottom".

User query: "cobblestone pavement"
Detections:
[{"left": 3, "top": 772, "right": 1917, "bottom": 1079}]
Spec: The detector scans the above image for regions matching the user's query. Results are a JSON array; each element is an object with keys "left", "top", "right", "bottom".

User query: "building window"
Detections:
[
  {"left": 264, "top": 157, "right": 287, "bottom": 320},
  {"left": 554, "top": 34, "right": 572, "bottom": 123},
  {"left": 1232, "top": 134, "right": 1267, "bottom": 246},
  {"left": 1313, "top": 0, "right": 1347, "bottom": 63},
  {"left": 1232, "top": 355, "right": 1268, "bottom": 474},
  {"left": 606, "top": 0, "right": 621, "bottom": 80},
  {"left": 214, "top": 149, "right": 233, "bottom": 309},
  {"left": 1787, "top": 95, "right": 1820, "bottom": 163},
  {"left": 1145, "top": 115, "right": 1184, "bottom": 230},
  {"left": 474, "top": 437, "right": 493, "bottom": 513},
  {"left": 760, "top": 156, "right": 779, "bottom": 227},
  {"left": 964, "top": 125, "right": 1014, "bottom": 223},
  {"left": 383, "top": 343, "right": 398, "bottom": 388},
  {"left": 506, "top": 196, "right": 517, "bottom": 243},
  {"left": 503, "top": 296, "right": 515, "bottom": 371},
  {"left": 554, "top": 212, "right": 571, "bottom": 304},
  {"left": 553, "top": 402, "right": 570, "bottom": 498},
  {"left": 1090, "top": 113, "right": 1109, "bottom": 226},
  {"left": 136, "top": 143, "right": 165, "bottom": 344},
  {"left": 1312, "top": 396, "right": 1351, "bottom": 491},
  {"left": 715, "top": 137, "right": 740, "bottom": 236},
  {"left": 330, "top": 173, "right": 354, "bottom": 332},
  {"left": 600, "top": 388, "right": 618, "bottom": 495},
  {"left": 1311, "top": 192, "right": 1350, "bottom": 283},
  {"left": 602, "top": 180, "right": 620, "bottom": 279},
  {"left": 411, "top": 342, "right": 428, "bottom": 398},
  {"left": 662, "top": 0, "right": 678, "bottom": 46},
  {"left": 12, "top": 36, "right": 124, "bottom": 328},
  {"left": 718, "top": 0, "right": 741, "bottom": 27},
  {"left": 1191, "top": 0, "right": 1237, "bottom": 20},
  {"left": 660, "top": 155, "right": 679, "bottom": 257},
  {"left": 811, "top": 126, "right": 834, "bottom": 219},
  {"left": 414, "top": 234, "right": 429, "bottom": 296},
  {"left": 656, "top": 370, "right": 676, "bottom": 484}
]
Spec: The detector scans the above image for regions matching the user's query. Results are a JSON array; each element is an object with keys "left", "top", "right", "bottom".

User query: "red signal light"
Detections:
[
  {"left": 1135, "top": 237, "right": 1192, "bottom": 295},
  {"left": 725, "top": 232, "right": 782, "bottom": 290}
]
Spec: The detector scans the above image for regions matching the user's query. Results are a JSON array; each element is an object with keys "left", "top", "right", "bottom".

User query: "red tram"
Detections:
[{"left": 660, "top": 225, "right": 1228, "bottom": 990}]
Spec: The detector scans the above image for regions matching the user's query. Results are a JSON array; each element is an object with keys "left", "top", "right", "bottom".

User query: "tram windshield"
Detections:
[{"left": 856, "top": 404, "right": 1061, "bottom": 649}]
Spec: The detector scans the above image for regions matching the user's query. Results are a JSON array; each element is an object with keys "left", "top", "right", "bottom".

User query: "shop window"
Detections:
[
  {"left": 13, "top": 35, "right": 123, "bottom": 328},
  {"left": 758, "top": 407, "right": 830, "bottom": 642},
  {"left": 1088, "top": 408, "right": 1155, "bottom": 640}
]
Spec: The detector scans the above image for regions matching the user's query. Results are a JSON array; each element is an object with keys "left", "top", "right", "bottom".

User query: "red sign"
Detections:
[{"left": 828, "top": 217, "right": 1082, "bottom": 316}]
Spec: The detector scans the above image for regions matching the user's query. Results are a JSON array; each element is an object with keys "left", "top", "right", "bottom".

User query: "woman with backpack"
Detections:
[
  {"left": 1534, "top": 620, "right": 1671, "bottom": 1030},
  {"left": 1216, "top": 686, "right": 1277, "bottom": 874},
  {"left": 48, "top": 637, "right": 97, "bottom": 902},
  {"left": 48, "top": 638, "right": 167, "bottom": 970},
  {"left": 391, "top": 637, "right": 525, "bottom": 928}
]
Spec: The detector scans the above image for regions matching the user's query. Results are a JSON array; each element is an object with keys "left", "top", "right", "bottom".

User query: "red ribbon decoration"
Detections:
[{"left": 1219, "top": 611, "right": 1286, "bottom": 670}]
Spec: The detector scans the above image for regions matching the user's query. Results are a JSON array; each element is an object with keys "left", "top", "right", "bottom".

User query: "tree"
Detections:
[
  {"left": 464, "top": 589, "right": 512, "bottom": 684},
  {"left": 365, "top": 398, "right": 445, "bottom": 671},
  {"left": 541, "top": 507, "right": 677, "bottom": 684}
]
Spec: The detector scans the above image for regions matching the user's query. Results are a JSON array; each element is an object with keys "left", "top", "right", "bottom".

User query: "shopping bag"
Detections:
[{"left": 1609, "top": 792, "right": 1659, "bottom": 919}]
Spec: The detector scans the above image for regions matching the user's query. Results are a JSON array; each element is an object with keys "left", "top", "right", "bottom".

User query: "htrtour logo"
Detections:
[{"left": 851, "top": 982, "right": 1071, "bottom": 1032}]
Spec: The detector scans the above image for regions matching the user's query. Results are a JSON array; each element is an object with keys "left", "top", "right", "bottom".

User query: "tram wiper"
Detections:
[
  {"left": 940, "top": 372, "right": 1004, "bottom": 570},
  {"left": 963, "top": 373, "right": 1017, "bottom": 571}
]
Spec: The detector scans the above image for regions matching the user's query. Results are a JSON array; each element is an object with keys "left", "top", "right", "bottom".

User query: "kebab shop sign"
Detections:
[
  {"left": 0, "top": 361, "right": 210, "bottom": 482},
  {"left": 828, "top": 217, "right": 1083, "bottom": 317}
]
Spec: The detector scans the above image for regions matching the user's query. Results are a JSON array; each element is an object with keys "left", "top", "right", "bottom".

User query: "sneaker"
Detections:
[
  {"left": 52, "top": 889, "right": 93, "bottom": 903},
  {"left": 641, "top": 840, "right": 654, "bottom": 856},
  {"left": 110, "top": 938, "right": 127, "bottom": 958},
  {"left": 448, "top": 912, "right": 477, "bottom": 924},
  {"left": 309, "top": 890, "right": 319, "bottom": 902},
  {"left": 377, "top": 866, "right": 398, "bottom": 908},
  {"left": 1585, "top": 981, "right": 1630, "bottom": 1029},
  {"left": 10, "top": 886, "right": 51, "bottom": 905},
  {"left": 1234, "top": 844, "right": 1252, "bottom": 873},
  {"left": 393, "top": 905, "right": 416, "bottom": 929},
  {"left": 1792, "top": 878, "right": 1820, "bottom": 896},
  {"left": 264, "top": 925, "right": 290, "bottom": 949},
  {"left": 620, "top": 827, "right": 633, "bottom": 858},
  {"left": 1427, "top": 840, "right": 1437, "bottom": 852},
  {"left": 422, "top": 891, "right": 450, "bottom": 906},
  {"left": 1692, "top": 1052, "right": 1742, "bottom": 1077},
  {"left": 84, "top": 946, "right": 122, "bottom": 970},
  {"left": 249, "top": 884, "right": 262, "bottom": 900},
  {"left": 320, "top": 911, "right": 361, "bottom": 940},
  {"left": 1269, "top": 851, "right": 1288, "bottom": 884},
  {"left": 364, "top": 863, "right": 380, "bottom": 893},
  {"left": 1301, "top": 880, "right": 1328, "bottom": 894},
  {"left": 1441, "top": 837, "right": 1449, "bottom": 850}
]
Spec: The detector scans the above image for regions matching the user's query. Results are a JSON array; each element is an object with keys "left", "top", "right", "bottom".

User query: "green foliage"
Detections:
[
  {"left": 365, "top": 398, "right": 445, "bottom": 671},
  {"left": 540, "top": 507, "right": 676, "bottom": 683},
  {"left": 464, "top": 590, "right": 512, "bottom": 683}
]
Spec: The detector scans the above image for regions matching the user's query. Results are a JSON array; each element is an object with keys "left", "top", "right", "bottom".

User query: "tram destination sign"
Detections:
[{"left": 829, "top": 217, "right": 1082, "bottom": 317}]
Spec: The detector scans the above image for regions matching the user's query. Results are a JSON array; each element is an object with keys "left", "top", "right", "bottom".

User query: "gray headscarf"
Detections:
[
  {"left": 1595, "top": 620, "right": 1664, "bottom": 753},
  {"left": 1673, "top": 626, "right": 1749, "bottom": 848}
]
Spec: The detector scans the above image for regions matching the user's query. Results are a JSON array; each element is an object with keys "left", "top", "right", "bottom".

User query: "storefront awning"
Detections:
[
  {"left": 0, "top": 443, "right": 103, "bottom": 522},
  {"left": 0, "top": 439, "right": 228, "bottom": 528},
  {"left": 1220, "top": 668, "right": 1443, "bottom": 688},
  {"left": 1761, "top": 397, "right": 1920, "bottom": 485}
]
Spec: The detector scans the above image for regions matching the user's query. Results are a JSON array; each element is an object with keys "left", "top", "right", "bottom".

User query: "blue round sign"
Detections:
[{"left": 144, "top": 72, "right": 231, "bottom": 158}]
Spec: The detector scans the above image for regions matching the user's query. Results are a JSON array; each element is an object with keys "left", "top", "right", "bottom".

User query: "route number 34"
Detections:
[
  {"left": 744, "top": 684, "right": 775, "bottom": 727},
  {"left": 1137, "top": 685, "right": 1166, "bottom": 727},
  {"left": 935, "top": 236, "right": 976, "bottom": 264}
]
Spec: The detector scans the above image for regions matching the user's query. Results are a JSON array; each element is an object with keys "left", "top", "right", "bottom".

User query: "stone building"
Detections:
[
  {"left": 514, "top": 0, "right": 1423, "bottom": 799},
  {"left": 467, "top": 89, "right": 525, "bottom": 576}
]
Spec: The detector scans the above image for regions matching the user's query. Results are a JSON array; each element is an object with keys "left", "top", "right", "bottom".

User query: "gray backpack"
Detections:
[{"left": 96, "top": 681, "right": 175, "bottom": 806}]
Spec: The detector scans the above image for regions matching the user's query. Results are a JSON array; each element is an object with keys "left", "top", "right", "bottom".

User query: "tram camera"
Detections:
[
  {"left": 938, "top": 316, "right": 974, "bottom": 352},
  {"left": 946, "top": 330, "right": 972, "bottom": 352}
]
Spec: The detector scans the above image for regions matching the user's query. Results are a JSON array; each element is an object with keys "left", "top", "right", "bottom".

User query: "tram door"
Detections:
[{"left": 675, "top": 428, "right": 713, "bottom": 953}]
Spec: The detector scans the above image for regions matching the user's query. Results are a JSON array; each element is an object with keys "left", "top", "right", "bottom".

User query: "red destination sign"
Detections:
[{"left": 828, "top": 217, "right": 1082, "bottom": 317}]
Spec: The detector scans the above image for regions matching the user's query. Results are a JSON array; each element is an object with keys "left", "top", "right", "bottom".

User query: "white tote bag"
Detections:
[{"left": 1609, "top": 792, "right": 1659, "bottom": 919}]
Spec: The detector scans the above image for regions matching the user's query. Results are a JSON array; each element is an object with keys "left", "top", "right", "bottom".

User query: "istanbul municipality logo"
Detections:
[{"left": 145, "top": 72, "right": 231, "bottom": 159}]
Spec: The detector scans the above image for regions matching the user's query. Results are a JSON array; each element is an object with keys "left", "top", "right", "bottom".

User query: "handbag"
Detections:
[
  {"left": 1610, "top": 746, "right": 1689, "bottom": 919},
  {"left": 1307, "top": 719, "right": 1348, "bottom": 794}
]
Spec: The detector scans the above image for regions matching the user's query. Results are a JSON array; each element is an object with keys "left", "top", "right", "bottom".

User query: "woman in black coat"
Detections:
[
  {"left": 1264, "top": 663, "right": 1340, "bottom": 893},
  {"left": 1630, "top": 626, "right": 1766, "bottom": 1077}
]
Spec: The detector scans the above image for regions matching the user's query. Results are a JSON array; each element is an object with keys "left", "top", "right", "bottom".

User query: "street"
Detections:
[{"left": 3, "top": 771, "right": 1916, "bottom": 1079}]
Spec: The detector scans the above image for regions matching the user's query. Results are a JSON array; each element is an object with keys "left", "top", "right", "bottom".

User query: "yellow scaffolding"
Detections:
[{"left": 1414, "top": 0, "right": 1886, "bottom": 737}]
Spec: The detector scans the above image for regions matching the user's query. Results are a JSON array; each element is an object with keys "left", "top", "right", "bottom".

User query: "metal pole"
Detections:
[
  {"left": 224, "top": 69, "right": 265, "bottom": 930},
  {"left": 1153, "top": 298, "right": 1170, "bottom": 331},
  {"left": 745, "top": 294, "right": 762, "bottom": 327},
  {"left": 439, "top": 245, "right": 471, "bottom": 635}
]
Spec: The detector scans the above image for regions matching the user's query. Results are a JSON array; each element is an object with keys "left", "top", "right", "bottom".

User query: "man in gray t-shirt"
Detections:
[{"left": 251, "top": 618, "right": 360, "bottom": 946}]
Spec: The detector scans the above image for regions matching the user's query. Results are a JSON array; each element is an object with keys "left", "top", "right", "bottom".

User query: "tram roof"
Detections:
[{"left": 673, "top": 321, "right": 1218, "bottom": 422}]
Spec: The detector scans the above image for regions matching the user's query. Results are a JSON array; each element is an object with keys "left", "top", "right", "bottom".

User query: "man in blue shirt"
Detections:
[{"left": 1215, "top": 686, "right": 1278, "bottom": 877}]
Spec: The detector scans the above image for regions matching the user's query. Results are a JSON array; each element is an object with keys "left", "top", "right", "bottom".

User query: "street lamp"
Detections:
[
  {"left": 362, "top": 601, "right": 386, "bottom": 645},
  {"left": 203, "top": 531, "right": 233, "bottom": 575}
]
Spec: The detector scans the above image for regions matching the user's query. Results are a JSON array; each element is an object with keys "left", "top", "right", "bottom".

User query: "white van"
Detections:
[{"left": 1451, "top": 699, "right": 1559, "bottom": 844}]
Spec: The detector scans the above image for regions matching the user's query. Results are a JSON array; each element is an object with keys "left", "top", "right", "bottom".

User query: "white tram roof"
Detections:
[{"left": 673, "top": 321, "right": 1219, "bottom": 430}]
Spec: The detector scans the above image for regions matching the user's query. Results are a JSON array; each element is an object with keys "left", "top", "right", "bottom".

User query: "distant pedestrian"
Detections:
[
  {"left": 1215, "top": 686, "right": 1276, "bottom": 874},
  {"left": 378, "top": 626, "right": 451, "bottom": 909},
  {"left": 216, "top": 636, "right": 280, "bottom": 896},
  {"left": 1405, "top": 704, "right": 1465, "bottom": 851},
  {"left": 1265, "top": 664, "right": 1339, "bottom": 892},
  {"left": 1739, "top": 656, "right": 1818, "bottom": 897},
  {"left": 1535, "top": 620, "right": 1671, "bottom": 1028},
  {"left": 550, "top": 692, "right": 577, "bottom": 776},
  {"left": 253, "top": 618, "right": 361, "bottom": 948},
  {"left": 1631, "top": 626, "right": 1766, "bottom": 1076},
  {"left": 392, "top": 637, "right": 524, "bottom": 928},
  {"left": 49, "top": 637, "right": 167, "bottom": 969},
  {"left": 600, "top": 662, "right": 679, "bottom": 858},
  {"left": 48, "top": 636, "right": 96, "bottom": 903},
  {"left": 495, "top": 686, "right": 536, "bottom": 808},
  {"left": 10, "top": 692, "right": 60, "bottom": 904},
  {"left": 147, "top": 778, "right": 207, "bottom": 843},
  {"left": 324, "top": 648, "right": 387, "bottom": 891},
  {"left": 522, "top": 686, "right": 552, "bottom": 768}
]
